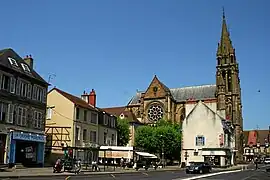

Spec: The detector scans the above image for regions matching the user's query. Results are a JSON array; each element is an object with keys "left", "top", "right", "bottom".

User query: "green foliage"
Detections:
[
  {"left": 116, "top": 117, "right": 130, "bottom": 146},
  {"left": 135, "top": 119, "right": 182, "bottom": 160}
]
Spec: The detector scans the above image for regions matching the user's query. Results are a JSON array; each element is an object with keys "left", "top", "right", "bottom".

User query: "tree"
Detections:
[
  {"left": 116, "top": 117, "right": 130, "bottom": 146},
  {"left": 135, "top": 120, "right": 182, "bottom": 160}
]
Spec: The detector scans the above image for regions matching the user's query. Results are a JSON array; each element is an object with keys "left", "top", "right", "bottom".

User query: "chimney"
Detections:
[
  {"left": 89, "top": 89, "right": 96, "bottom": 107},
  {"left": 81, "top": 91, "right": 89, "bottom": 103},
  {"left": 24, "top": 55, "right": 34, "bottom": 69}
]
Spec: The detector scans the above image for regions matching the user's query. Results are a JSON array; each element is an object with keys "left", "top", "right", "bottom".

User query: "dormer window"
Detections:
[
  {"left": 8, "top": 57, "right": 18, "bottom": 66},
  {"left": 21, "top": 63, "right": 31, "bottom": 72}
]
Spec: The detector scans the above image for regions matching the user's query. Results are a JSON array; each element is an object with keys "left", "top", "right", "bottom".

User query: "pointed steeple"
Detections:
[{"left": 217, "top": 8, "right": 234, "bottom": 56}]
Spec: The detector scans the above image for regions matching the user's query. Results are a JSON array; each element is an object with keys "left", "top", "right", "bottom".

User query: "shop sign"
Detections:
[{"left": 12, "top": 131, "right": 45, "bottom": 142}]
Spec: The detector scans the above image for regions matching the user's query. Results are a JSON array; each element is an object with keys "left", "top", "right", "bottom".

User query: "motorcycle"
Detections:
[{"left": 53, "top": 161, "right": 63, "bottom": 173}]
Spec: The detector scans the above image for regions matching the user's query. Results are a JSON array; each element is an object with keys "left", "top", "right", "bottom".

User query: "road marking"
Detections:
[
  {"left": 110, "top": 174, "right": 116, "bottom": 179},
  {"left": 65, "top": 176, "right": 71, "bottom": 180},
  {"left": 174, "top": 169, "right": 242, "bottom": 180},
  {"left": 142, "top": 172, "right": 148, "bottom": 176}
]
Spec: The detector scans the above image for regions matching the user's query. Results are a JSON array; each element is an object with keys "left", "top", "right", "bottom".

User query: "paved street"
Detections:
[
  {"left": 0, "top": 164, "right": 266, "bottom": 180},
  {"left": 0, "top": 170, "right": 201, "bottom": 180},
  {"left": 198, "top": 165, "right": 270, "bottom": 180}
]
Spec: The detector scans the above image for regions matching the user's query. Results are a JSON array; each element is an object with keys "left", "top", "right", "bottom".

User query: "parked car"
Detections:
[
  {"left": 186, "top": 162, "right": 212, "bottom": 174},
  {"left": 264, "top": 158, "right": 270, "bottom": 164}
]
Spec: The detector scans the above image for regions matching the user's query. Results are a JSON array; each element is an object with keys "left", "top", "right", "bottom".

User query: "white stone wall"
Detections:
[{"left": 181, "top": 101, "right": 224, "bottom": 166}]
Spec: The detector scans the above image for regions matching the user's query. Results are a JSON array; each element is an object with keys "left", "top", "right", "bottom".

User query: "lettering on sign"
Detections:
[{"left": 12, "top": 132, "right": 45, "bottom": 142}]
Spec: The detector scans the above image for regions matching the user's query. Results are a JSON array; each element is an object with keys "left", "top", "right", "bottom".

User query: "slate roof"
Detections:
[
  {"left": 51, "top": 88, "right": 98, "bottom": 111},
  {"left": 0, "top": 48, "right": 48, "bottom": 84},
  {"left": 128, "top": 84, "right": 216, "bottom": 105}
]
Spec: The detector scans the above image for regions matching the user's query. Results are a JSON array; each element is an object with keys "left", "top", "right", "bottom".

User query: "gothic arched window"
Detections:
[{"left": 147, "top": 103, "right": 164, "bottom": 122}]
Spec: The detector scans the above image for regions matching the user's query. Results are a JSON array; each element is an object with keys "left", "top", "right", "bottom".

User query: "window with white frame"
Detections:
[
  {"left": 32, "top": 85, "right": 37, "bottom": 100},
  {"left": 7, "top": 104, "right": 15, "bottom": 124},
  {"left": 195, "top": 136, "right": 205, "bottom": 146},
  {"left": 20, "top": 81, "right": 28, "bottom": 97},
  {"left": 1, "top": 74, "right": 11, "bottom": 91},
  {"left": 17, "top": 107, "right": 27, "bottom": 126},
  {"left": 36, "top": 87, "right": 43, "bottom": 102},
  {"left": 34, "top": 111, "right": 43, "bottom": 128},
  {"left": 27, "top": 84, "right": 32, "bottom": 99},
  {"left": 111, "top": 117, "right": 115, "bottom": 128},
  {"left": 91, "top": 112, "right": 97, "bottom": 124},
  {"left": 0, "top": 101, "right": 8, "bottom": 122},
  {"left": 8, "top": 57, "right": 18, "bottom": 66},
  {"left": 21, "top": 63, "right": 31, "bottom": 72}
]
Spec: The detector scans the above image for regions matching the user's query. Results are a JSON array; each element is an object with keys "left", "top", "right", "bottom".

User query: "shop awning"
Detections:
[
  {"left": 136, "top": 152, "right": 157, "bottom": 158},
  {"left": 202, "top": 150, "right": 227, "bottom": 156}
]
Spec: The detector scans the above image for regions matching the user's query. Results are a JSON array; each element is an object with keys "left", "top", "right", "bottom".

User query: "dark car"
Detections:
[{"left": 186, "top": 162, "right": 212, "bottom": 174}]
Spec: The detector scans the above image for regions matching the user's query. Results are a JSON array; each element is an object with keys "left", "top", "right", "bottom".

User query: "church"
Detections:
[{"left": 107, "top": 12, "right": 244, "bottom": 164}]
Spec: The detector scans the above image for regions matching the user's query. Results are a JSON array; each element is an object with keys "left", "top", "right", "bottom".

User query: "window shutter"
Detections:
[
  {"left": 27, "top": 84, "right": 32, "bottom": 99},
  {"left": 0, "top": 73, "right": 2, "bottom": 89},
  {"left": 16, "top": 106, "right": 20, "bottom": 125},
  {"left": 195, "top": 136, "right": 198, "bottom": 146},
  {"left": 46, "top": 108, "right": 52, "bottom": 120},
  {"left": 202, "top": 136, "right": 205, "bottom": 146},
  {"left": 16, "top": 79, "right": 21, "bottom": 95},
  {"left": 7, "top": 104, "right": 14, "bottom": 124},
  {"left": 42, "top": 88, "right": 47, "bottom": 103}
]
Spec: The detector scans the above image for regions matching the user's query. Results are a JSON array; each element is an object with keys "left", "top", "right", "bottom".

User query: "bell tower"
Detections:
[{"left": 216, "top": 9, "right": 243, "bottom": 162}]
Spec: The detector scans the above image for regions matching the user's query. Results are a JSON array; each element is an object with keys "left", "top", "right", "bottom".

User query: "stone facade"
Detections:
[{"left": 126, "top": 12, "right": 244, "bottom": 162}]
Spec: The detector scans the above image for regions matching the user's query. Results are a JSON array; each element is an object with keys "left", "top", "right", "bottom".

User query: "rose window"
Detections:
[{"left": 148, "top": 104, "right": 164, "bottom": 122}]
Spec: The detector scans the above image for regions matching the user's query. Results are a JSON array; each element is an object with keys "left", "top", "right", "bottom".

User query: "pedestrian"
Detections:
[{"left": 255, "top": 158, "right": 258, "bottom": 170}]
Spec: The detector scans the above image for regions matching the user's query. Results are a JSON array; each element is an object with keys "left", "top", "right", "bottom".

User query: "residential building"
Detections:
[
  {"left": 102, "top": 106, "right": 142, "bottom": 147},
  {"left": 81, "top": 89, "right": 118, "bottom": 146},
  {"left": 0, "top": 49, "right": 48, "bottom": 167},
  {"left": 124, "top": 11, "right": 244, "bottom": 162},
  {"left": 181, "top": 101, "right": 234, "bottom": 167},
  {"left": 45, "top": 88, "right": 117, "bottom": 164},
  {"left": 242, "top": 128, "right": 270, "bottom": 162},
  {"left": 45, "top": 88, "right": 99, "bottom": 163}
]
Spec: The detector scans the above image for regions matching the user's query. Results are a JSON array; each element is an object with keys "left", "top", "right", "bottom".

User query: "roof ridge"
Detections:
[
  {"left": 170, "top": 84, "right": 216, "bottom": 90},
  {"left": 53, "top": 87, "right": 97, "bottom": 111}
]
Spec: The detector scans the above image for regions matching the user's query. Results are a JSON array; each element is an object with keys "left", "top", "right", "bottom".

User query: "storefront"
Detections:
[
  {"left": 7, "top": 131, "right": 46, "bottom": 167},
  {"left": 202, "top": 148, "right": 233, "bottom": 167}
]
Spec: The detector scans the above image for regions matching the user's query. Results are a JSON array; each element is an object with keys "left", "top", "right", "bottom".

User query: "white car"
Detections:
[{"left": 264, "top": 158, "right": 270, "bottom": 164}]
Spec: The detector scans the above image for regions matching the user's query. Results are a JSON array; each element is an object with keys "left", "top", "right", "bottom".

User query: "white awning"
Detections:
[
  {"left": 202, "top": 150, "right": 226, "bottom": 156},
  {"left": 136, "top": 152, "right": 157, "bottom": 158}
]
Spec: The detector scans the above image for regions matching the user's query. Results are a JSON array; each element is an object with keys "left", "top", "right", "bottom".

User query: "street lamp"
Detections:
[{"left": 160, "top": 135, "right": 165, "bottom": 168}]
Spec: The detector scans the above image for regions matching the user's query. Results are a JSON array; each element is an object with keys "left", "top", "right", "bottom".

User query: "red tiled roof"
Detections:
[
  {"left": 102, "top": 106, "right": 142, "bottom": 124},
  {"left": 52, "top": 88, "right": 97, "bottom": 111},
  {"left": 243, "top": 130, "right": 270, "bottom": 145}
]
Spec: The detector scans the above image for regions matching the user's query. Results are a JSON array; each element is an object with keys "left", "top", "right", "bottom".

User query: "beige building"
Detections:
[
  {"left": 181, "top": 101, "right": 234, "bottom": 167},
  {"left": 45, "top": 88, "right": 117, "bottom": 163},
  {"left": 102, "top": 106, "right": 142, "bottom": 147}
]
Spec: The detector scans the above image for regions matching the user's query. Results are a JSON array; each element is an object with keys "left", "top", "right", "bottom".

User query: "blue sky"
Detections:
[{"left": 0, "top": 0, "right": 269, "bottom": 130}]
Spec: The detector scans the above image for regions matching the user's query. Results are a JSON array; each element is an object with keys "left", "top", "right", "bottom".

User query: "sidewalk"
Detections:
[{"left": 0, "top": 165, "right": 182, "bottom": 178}]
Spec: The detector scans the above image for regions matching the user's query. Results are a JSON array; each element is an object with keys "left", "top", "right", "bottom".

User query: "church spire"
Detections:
[{"left": 217, "top": 8, "right": 234, "bottom": 56}]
